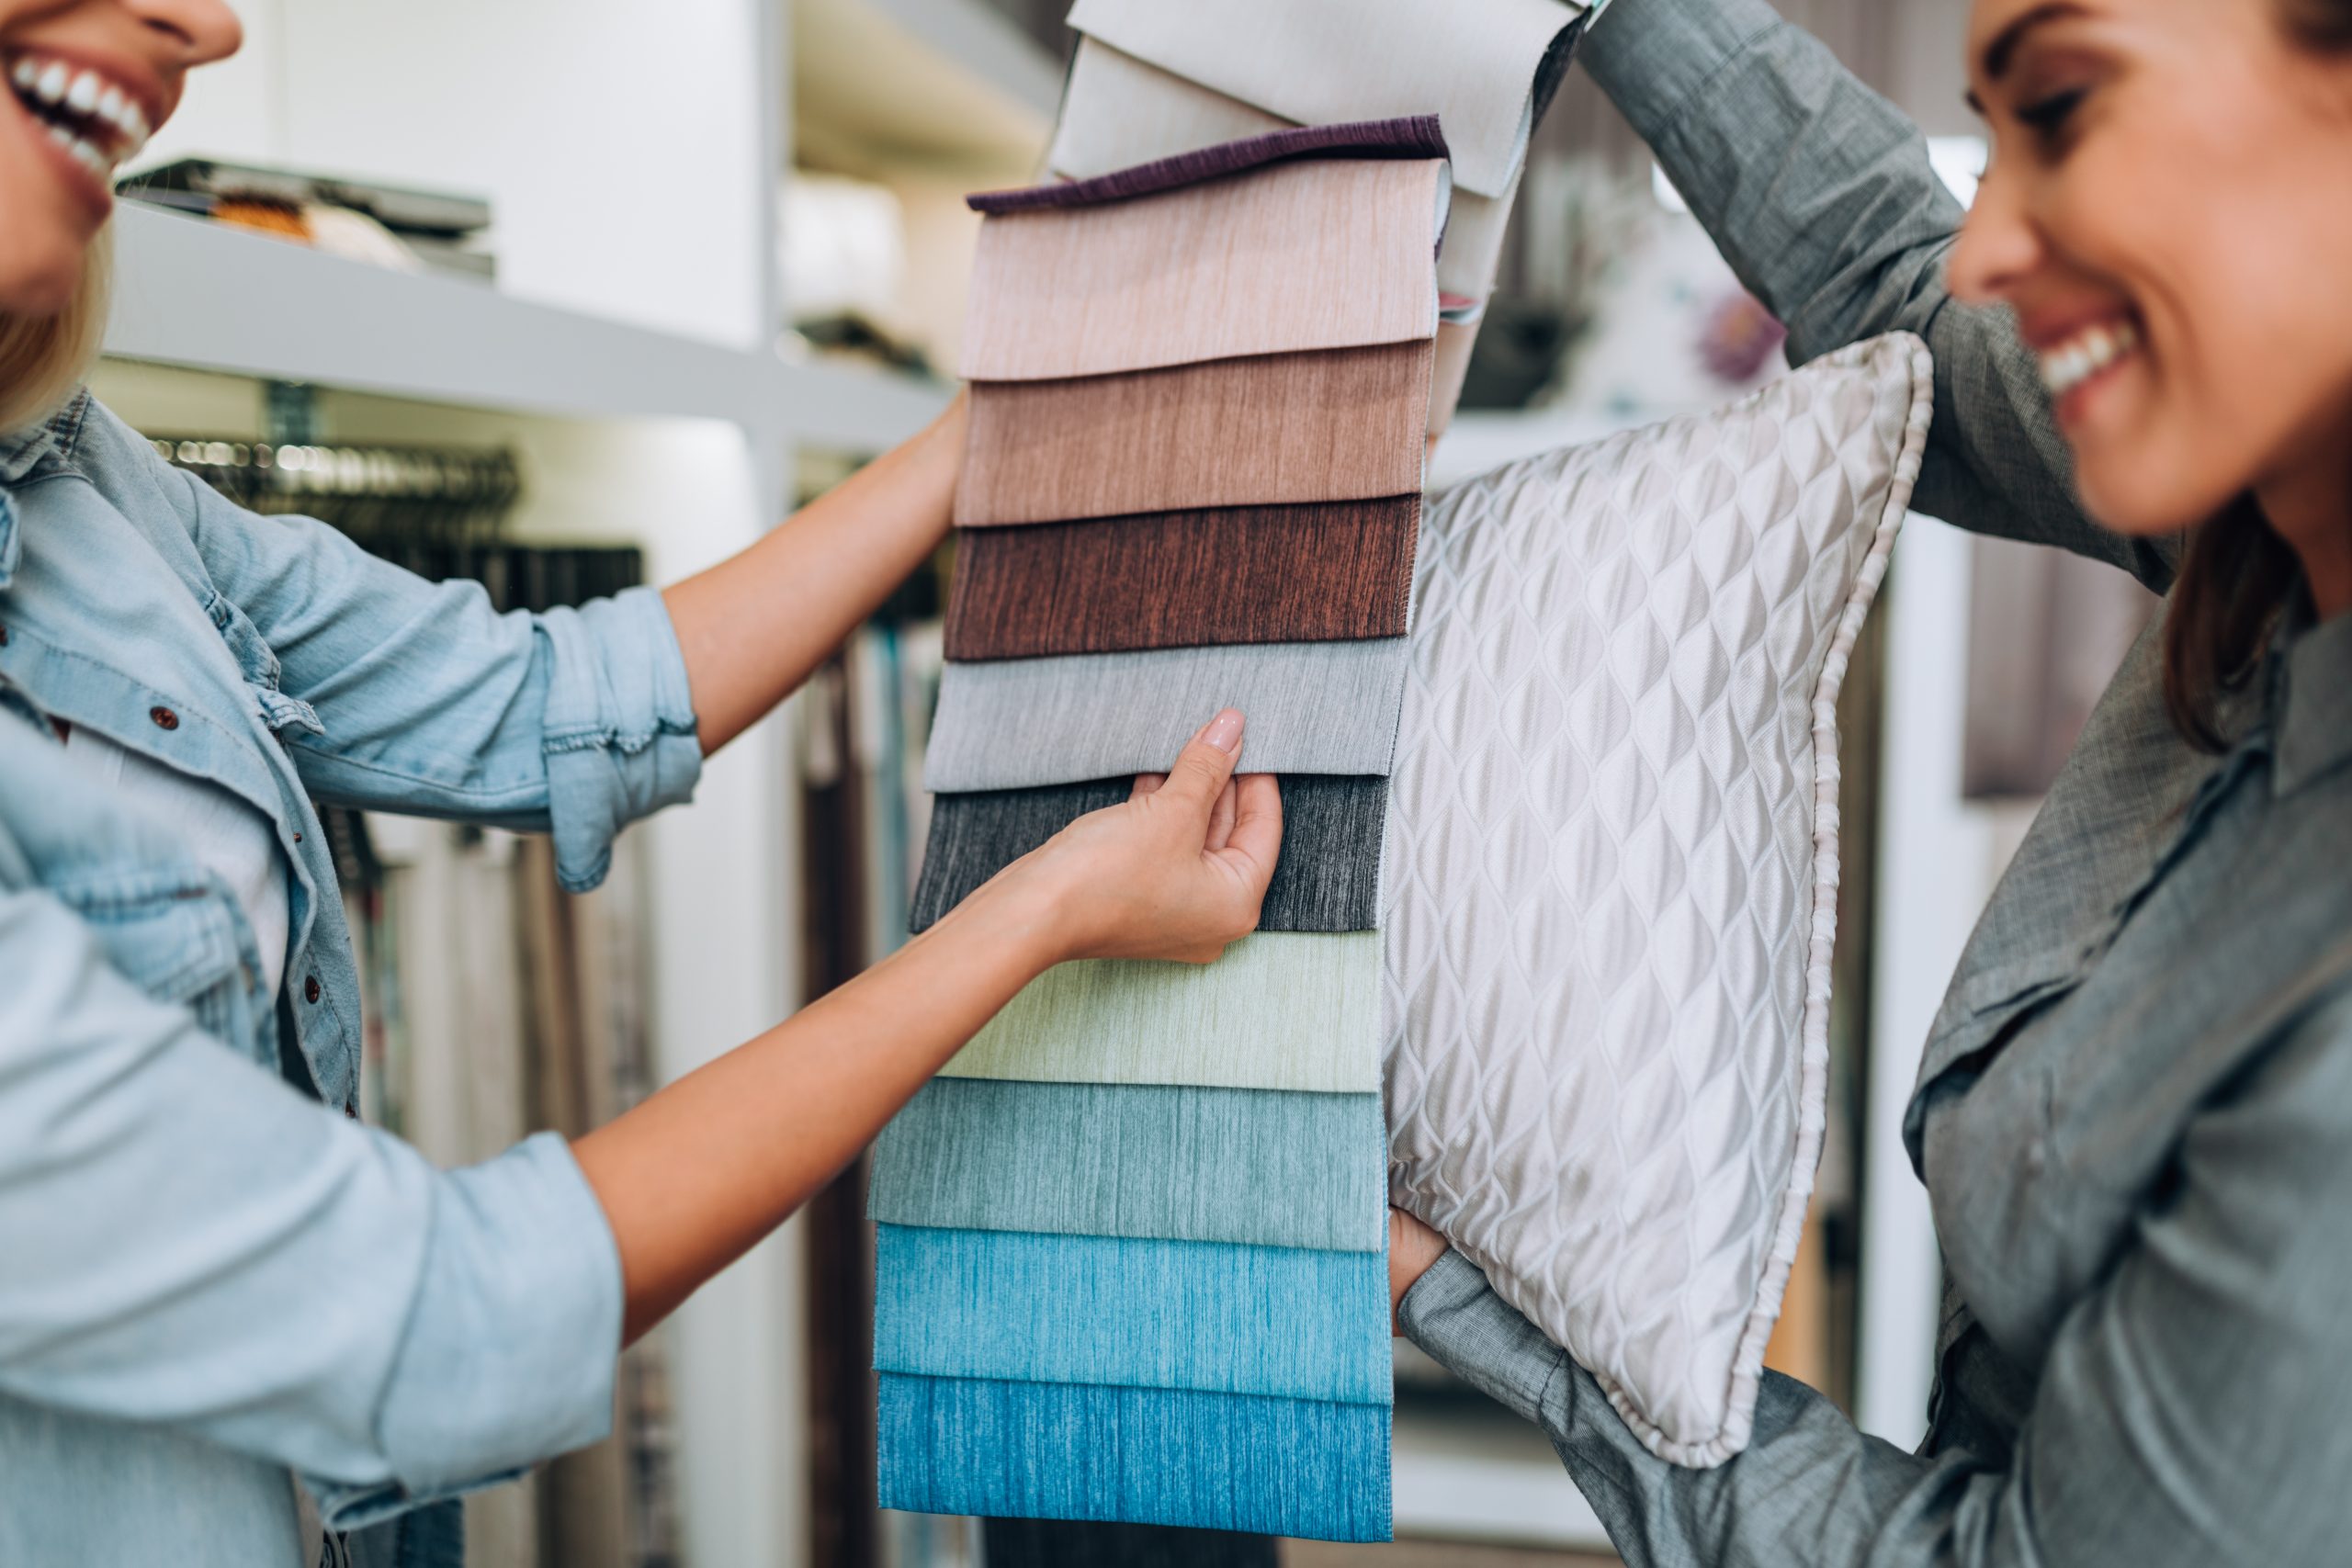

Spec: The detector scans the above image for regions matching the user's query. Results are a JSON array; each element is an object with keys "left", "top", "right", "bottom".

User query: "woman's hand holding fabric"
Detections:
[{"left": 1005, "top": 707, "right": 1283, "bottom": 965}]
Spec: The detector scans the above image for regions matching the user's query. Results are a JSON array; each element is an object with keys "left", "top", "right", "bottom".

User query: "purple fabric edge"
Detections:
[{"left": 966, "top": 115, "right": 1451, "bottom": 214}]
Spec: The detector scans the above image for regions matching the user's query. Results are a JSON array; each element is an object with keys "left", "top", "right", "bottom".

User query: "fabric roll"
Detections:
[
  {"left": 910, "top": 775, "right": 1388, "bottom": 935},
  {"left": 873, "top": 1225, "right": 1392, "bottom": 1404},
  {"left": 955, "top": 344, "right": 1432, "bottom": 527},
  {"left": 962, "top": 157, "right": 1444, "bottom": 383},
  {"left": 1044, "top": 39, "right": 1520, "bottom": 301},
  {"left": 1429, "top": 319, "right": 1481, "bottom": 439},
  {"left": 1067, "top": 0, "right": 1586, "bottom": 197},
  {"left": 940, "top": 932, "right": 1380, "bottom": 1092},
  {"left": 868, "top": 1078, "right": 1387, "bottom": 1251},
  {"left": 975, "top": 115, "right": 1449, "bottom": 214},
  {"left": 943, "top": 499, "right": 1419, "bottom": 661},
  {"left": 922, "top": 637, "right": 1410, "bottom": 791},
  {"left": 877, "top": 1375, "right": 1393, "bottom": 1543}
]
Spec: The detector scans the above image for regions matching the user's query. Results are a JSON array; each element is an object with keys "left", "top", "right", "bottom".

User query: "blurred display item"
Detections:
[{"left": 120, "top": 157, "right": 497, "bottom": 282}]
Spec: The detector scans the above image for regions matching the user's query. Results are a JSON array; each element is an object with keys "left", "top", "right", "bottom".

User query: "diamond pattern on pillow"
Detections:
[{"left": 1383, "top": 334, "right": 1933, "bottom": 1467}]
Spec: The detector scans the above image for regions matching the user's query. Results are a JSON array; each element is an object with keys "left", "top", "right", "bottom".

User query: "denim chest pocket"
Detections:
[{"left": 55, "top": 870, "right": 266, "bottom": 1062}]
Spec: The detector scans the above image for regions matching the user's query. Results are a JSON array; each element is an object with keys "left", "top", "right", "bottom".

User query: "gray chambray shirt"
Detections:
[{"left": 1400, "top": 2, "right": 2352, "bottom": 1564}]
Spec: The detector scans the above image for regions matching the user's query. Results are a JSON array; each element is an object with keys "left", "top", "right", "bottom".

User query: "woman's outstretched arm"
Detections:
[
  {"left": 662, "top": 395, "right": 968, "bottom": 756},
  {"left": 574, "top": 710, "right": 1281, "bottom": 1340}
]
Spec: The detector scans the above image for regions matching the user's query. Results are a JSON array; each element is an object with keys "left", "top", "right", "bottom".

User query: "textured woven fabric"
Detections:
[
  {"left": 1067, "top": 0, "right": 1583, "bottom": 197},
  {"left": 910, "top": 776, "right": 1388, "bottom": 935},
  {"left": 942, "top": 932, "right": 1380, "bottom": 1091},
  {"left": 955, "top": 344, "right": 1431, "bottom": 527},
  {"left": 972, "top": 116, "right": 1449, "bottom": 213},
  {"left": 943, "top": 499, "right": 1419, "bottom": 661},
  {"left": 962, "top": 156, "right": 1444, "bottom": 383},
  {"left": 1382, "top": 334, "right": 1933, "bottom": 1466},
  {"left": 923, "top": 638, "right": 1410, "bottom": 792},
  {"left": 1430, "top": 320, "right": 1479, "bottom": 440},
  {"left": 877, "top": 1375, "right": 1392, "bottom": 1543},
  {"left": 1043, "top": 38, "right": 1534, "bottom": 311},
  {"left": 868, "top": 1077, "right": 1386, "bottom": 1251},
  {"left": 873, "top": 1224, "right": 1391, "bottom": 1404}
]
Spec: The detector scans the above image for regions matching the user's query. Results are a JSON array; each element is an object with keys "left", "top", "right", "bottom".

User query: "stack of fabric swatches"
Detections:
[
  {"left": 1043, "top": 0, "right": 1593, "bottom": 438},
  {"left": 865, "top": 120, "right": 1456, "bottom": 1544}
]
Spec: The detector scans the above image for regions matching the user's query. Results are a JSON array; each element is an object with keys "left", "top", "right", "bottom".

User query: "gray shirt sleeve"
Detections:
[
  {"left": 1577, "top": 0, "right": 2177, "bottom": 591},
  {"left": 1399, "top": 982, "right": 2352, "bottom": 1567}
]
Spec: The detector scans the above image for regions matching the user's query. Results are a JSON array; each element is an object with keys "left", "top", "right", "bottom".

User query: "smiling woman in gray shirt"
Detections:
[{"left": 1390, "top": 0, "right": 2352, "bottom": 1562}]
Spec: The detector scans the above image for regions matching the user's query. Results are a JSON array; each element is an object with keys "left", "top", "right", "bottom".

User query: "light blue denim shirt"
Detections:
[{"left": 0, "top": 391, "right": 704, "bottom": 1567}]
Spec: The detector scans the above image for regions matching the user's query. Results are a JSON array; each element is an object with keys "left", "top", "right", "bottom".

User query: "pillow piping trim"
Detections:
[{"left": 1587, "top": 333, "right": 1937, "bottom": 1469}]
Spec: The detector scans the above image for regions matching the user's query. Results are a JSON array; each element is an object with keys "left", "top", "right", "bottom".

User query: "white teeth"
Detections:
[
  {"left": 2039, "top": 318, "right": 2142, "bottom": 399},
  {"left": 96, "top": 85, "right": 123, "bottom": 126},
  {"left": 34, "top": 62, "right": 66, "bottom": 104},
  {"left": 8, "top": 56, "right": 151, "bottom": 164},
  {"left": 10, "top": 59, "right": 35, "bottom": 91},
  {"left": 64, "top": 69, "right": 97, "bottom": 114},
  {"left": 122, "top": 102, "right": 148, "bottom": 146}
]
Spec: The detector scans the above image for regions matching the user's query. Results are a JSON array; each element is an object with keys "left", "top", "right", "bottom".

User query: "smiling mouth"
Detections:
[
  {"left": 2037, "top": 317, "right": 2142, "bottom": 401},
  {"left": 6, "top": 53, "right": 153, "bottom": 186}
]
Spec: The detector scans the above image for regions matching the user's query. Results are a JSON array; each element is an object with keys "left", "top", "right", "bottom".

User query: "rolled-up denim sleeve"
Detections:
[
  {"left": 0, "top": 883, "right": 623, "bottom": 1521},
  {"left": 1577, "top": 0, "right": 2177, "bottom": 592},
  {"left": 95, "top": 400, "right": 702, "bottom": 894}
]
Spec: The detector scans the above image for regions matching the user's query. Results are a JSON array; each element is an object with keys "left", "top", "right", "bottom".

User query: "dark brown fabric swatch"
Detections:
[
  {"left": 911, "top": 775, "right": 1387, "bottom": 935},
  {"left": 955, "top": 342, "right": 1434, "bottom": 526},
  {"left": 943, "top": 497, "right": 1419, "bottom": 660},
  {"left": 967, "top": 115, "right": 1450, "bottom": 214}
]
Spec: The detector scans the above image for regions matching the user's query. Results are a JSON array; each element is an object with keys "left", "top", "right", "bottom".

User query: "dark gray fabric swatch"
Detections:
[
  {"left": 869, "top": 1077, "right": 1386, "bottom": 1252},
  {"left": 910, "top": 775, "right": 1386, "bottom": 934}
]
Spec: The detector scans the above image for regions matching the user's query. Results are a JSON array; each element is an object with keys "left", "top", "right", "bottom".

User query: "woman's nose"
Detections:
[
  {"left": 123, "top": 0, "right": 243, "bottom": 65},
  {"left": 1946, "top": 159, "right": 2040, "bottom": 306}
]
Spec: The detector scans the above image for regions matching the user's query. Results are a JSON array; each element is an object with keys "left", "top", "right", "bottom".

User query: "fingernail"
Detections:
[{"left": 1202, "top": 708, "right": 1243, "bottom": 754}]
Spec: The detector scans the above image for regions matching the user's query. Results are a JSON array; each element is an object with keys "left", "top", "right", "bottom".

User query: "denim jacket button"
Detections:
[
  {"left": 149, "top": 705, "right": 179, "bottom": 730},
  {"left": 303, "top": 976, "right": 321, "bottom": 1004}
]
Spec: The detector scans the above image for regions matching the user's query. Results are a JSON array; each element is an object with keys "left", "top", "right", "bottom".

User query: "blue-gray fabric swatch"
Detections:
[
  {"left": 868, "top": 1077, "right": 1386, "bottom": 1251},
  {"left": 877, "top": 1373, "right": 1393, "bottom": 1543},
  {"left": 873, "top": 1224, "right": 1392, "bottom": 1404}
]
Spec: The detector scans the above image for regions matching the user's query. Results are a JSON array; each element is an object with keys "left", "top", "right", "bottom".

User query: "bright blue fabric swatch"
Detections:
[
  {"left": 874, "top": 1224, "right": 1391, "bottom": 1405},
  {"left": 876, "top": 1373, "right": 1393, "bottom": 1543}
]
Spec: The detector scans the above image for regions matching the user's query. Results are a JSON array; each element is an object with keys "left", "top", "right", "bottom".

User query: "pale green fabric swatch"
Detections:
[{"left": 940, "top": 932, "right": 1381, "bottom": 1091}]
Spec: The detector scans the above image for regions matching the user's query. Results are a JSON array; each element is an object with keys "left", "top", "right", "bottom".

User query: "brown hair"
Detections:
[
  {"left": 0, "top": 231, "right": 109, "bottom": 435},
  {"left": 2163, "top": 0, "right": 2352, "bottom": 748}
]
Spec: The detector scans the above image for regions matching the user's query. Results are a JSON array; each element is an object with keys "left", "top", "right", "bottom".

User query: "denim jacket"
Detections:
[{"left": 0, "top": 392, "right": 704, "bottom": 1567}]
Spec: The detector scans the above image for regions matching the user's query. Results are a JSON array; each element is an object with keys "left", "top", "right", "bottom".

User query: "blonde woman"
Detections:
[{"left": 0, "top": 4, "right": 1282, "bottom": 1564}]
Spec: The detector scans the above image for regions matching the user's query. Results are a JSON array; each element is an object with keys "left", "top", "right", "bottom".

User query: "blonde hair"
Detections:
[{"left": 0, "top": 228, "right": 110, "bottom": 435}]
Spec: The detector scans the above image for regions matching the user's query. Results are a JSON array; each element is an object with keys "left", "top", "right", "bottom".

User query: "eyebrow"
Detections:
[{"left": 1980, "top": 1, "right": 2089, "bottom": 83}]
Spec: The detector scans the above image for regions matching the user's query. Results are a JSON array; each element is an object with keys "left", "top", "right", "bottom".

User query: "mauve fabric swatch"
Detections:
[
  {"left": 868, "top": 1077, "right": 1386, "bottom": 1251},
  {"left": 969, "top": 115, "right": 1449, "bottom": 214},
  {"left": 877, "top": 1375, "right": 1393, "bottom": 1542},
  {"left": 910, "top": 775, "right": 1387, "bottom": 935},
  {"left": 939, "top": 932, "right": 1380, "bottom": 1092},
  {"left": 1043, "top": 38, "right": 1531, "bottom": 306},
  {"left": 954, "top": 344, "right": 1431, "bottom": 527},
  {"left": 922, "top": 637, "right": 1410, "bottom": 792},
  {"left": 1068, "top": 0, "right": 1583, "bottom": 197},
  {"left": 943, "top": 499, "right": 1418, "bottom": 661},
  {"left": 873, "top": 1224, "right": 1391, "bottom": 1404},
  {"left": 963, "top": 157, "right": 1443, "bottom": 383}
]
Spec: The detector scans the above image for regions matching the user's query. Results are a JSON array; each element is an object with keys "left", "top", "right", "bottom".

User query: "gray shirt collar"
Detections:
[{"left": 2274, "top": 604, "right": 2352, "bottom": 798}]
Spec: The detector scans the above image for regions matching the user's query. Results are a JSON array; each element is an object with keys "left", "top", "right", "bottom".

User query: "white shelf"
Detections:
[{"left": 105, "top": 202, "right": 951, "bottom": 454}]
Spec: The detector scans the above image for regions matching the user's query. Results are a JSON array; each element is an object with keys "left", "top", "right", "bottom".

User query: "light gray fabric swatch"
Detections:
[
  {"left": 941, "top": 932, "right": 1381, "bottom": 1092},
  {"left": 869, "top": 1077, "right": 1387, "bottom": 1251},
  {"left": 922, "top": 638, "right": 1409, "bottom": 792}
]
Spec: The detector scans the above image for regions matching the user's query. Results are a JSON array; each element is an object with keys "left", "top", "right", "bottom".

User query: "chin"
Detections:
[
  {"left": 2071, "top": 440, "right": 2238, "bottom": 539},
  {"left": 0, "top": 244, "right": 86, "bottom": 317}
]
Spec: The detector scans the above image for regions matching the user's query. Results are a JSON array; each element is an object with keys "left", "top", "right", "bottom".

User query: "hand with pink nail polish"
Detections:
[{"left": 999, "top": 707, "right": 1284, "bottom": 965}]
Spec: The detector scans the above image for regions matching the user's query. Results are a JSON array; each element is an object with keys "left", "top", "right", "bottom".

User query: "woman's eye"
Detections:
[{"left": 2016, "top": 86, "right": 2088, "bottom": 142}]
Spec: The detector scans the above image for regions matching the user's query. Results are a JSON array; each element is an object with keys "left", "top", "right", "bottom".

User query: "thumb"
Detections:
[{"left": 1156, "top": 707, "right": 1245, "bottom": 816}]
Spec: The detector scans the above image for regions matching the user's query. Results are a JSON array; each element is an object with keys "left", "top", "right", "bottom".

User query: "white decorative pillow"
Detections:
[{"left": 1384, "top": 333, "right": 1932, "bottom": 1467}]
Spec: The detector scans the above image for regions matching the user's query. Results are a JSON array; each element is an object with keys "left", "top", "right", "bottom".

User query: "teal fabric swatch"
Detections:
[
  {"left": 874, "top": 1224, "right": 1392, "bottom": 1404},
  {"left": 877, "top": 1373, "right": 1393, "bottom": 1543},
  {"left": 868, "top": 1078, "right": 1387, "bottom": 1252}
]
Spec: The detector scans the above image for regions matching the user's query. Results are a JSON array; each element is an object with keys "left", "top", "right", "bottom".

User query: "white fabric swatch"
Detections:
[{"left": 1066, "top": 0, "right": 1586, "bottom": 198}]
